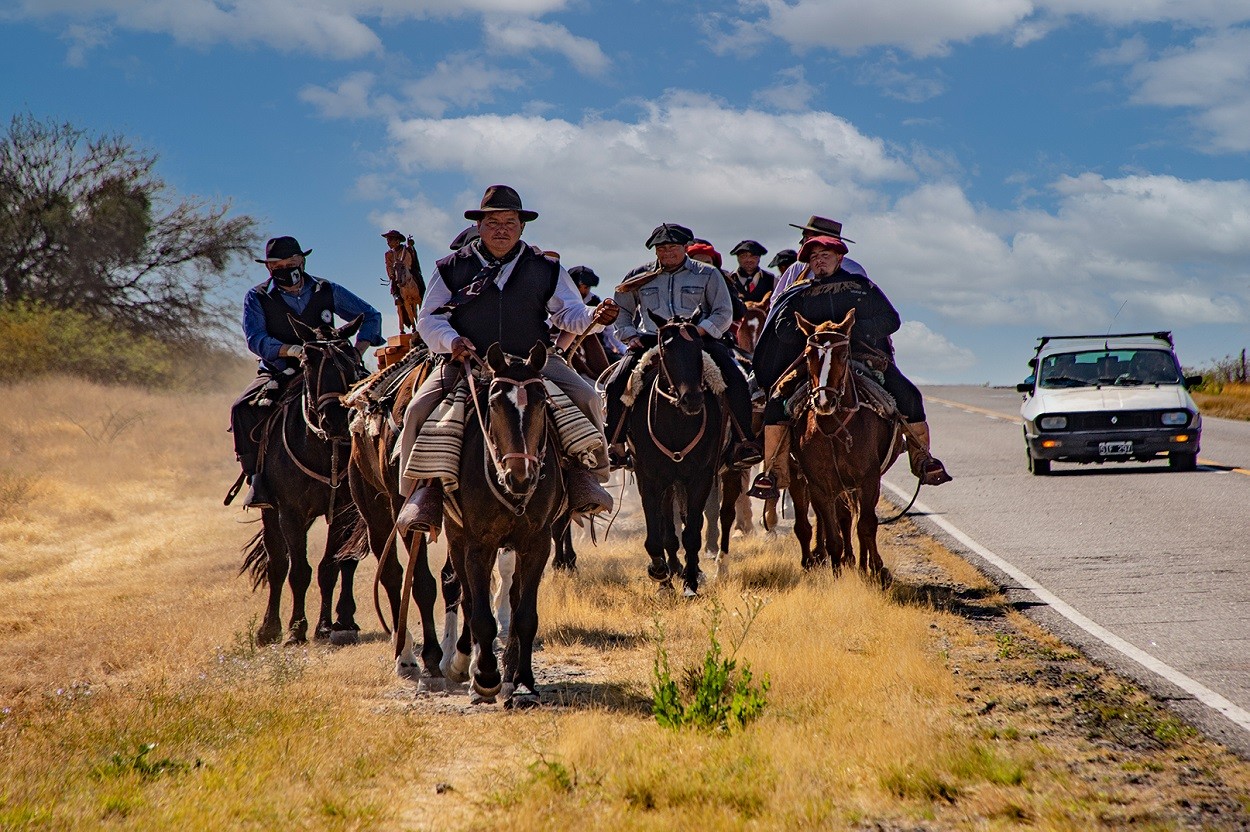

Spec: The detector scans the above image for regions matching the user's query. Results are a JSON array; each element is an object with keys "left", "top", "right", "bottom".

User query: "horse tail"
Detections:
[
  {"left": 240, "top": 529, "right": 268, "bottom": 590},
  {"left": 334, "top": 503, "right": 371, "bottom": 563}
]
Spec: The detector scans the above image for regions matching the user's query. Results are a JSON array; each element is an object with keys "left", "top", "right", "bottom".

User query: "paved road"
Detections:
[{"left": 882, "top": 385, "right": 1250, "bottom": 754}]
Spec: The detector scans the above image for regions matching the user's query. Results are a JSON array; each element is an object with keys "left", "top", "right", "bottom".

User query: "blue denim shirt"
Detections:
[{"left": 242, "top": 276, "right": 384, "bottom": 373}]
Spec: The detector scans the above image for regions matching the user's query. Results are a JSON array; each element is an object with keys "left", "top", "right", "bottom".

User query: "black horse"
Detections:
[
  {"left": 241, "top": 316, "right": 369, "bottom": 646},
  {"left": 627, "top": 312, "right": 729, "bottom": 597},
  {"left": 444, "top": 343, "right": 566, "bottom": 707}
]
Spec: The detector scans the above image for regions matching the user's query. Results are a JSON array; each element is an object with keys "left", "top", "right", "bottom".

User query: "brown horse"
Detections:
[
  {"left": 444, "top": 342, "right": 566, "bottom": 707},
  {"left": 344, "top": 352, "right": 460, "bottom": 680},
  {"left": 789, "top": 309, "right": 902, "bottom": 579}
]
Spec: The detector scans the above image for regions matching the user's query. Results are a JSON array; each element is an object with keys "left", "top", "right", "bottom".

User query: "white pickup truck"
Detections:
[{"left": 1017, "top": 332, "right": 1203, "bottom": 475}]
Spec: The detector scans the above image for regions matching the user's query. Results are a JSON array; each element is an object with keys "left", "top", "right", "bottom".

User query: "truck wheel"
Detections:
[
  {"left": 1168, "top": 451, "right": 1197, "bottom": 472},
  {"left": 1028, "top": 451, "right": 1050, "bottom": 476}
]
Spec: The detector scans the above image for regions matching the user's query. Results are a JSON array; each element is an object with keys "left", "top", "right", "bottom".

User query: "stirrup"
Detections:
[
  {"left": 608, "top": 445, "right": 633, "bottom": 471},
  {"left": 919, "top": 458, "right": 952, "bottom": 486},
  {"left": 729, "top": 440, "right": 764, "bottom": 470},
  {"left": 747, "top": 473, "right": 779, "bottom": 500}
]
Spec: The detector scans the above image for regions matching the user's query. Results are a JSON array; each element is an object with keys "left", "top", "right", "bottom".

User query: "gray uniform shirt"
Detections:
[{"left": 612, "top": 256, "right": 734, "bottom": 342}]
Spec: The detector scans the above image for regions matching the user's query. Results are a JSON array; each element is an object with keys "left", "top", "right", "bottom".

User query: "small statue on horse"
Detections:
[{"left": 382, "top": 229, "right": 426, "bottom": 334}]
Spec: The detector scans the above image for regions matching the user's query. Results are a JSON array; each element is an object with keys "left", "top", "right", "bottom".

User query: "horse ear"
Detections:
[
  {"left": 486, "top": 343, "right": 506, "bottom": 373},
  {"left": 527, "top": 342, "right": 546, "bottom": 374},
  {"left": 337, "top": 314, "right": 364, "bottom": 342},
  {"left": 288, "top": 314, "right": 318, "bottom": 343},
  {"left": 646, "top": 308, "right": 667, "bottom": 330},
  {"left": 793, "top": 311, "right": 816, "bottom": 336},
  {"left": 838, "top": 308, "right": 856, "bottom": 332}
]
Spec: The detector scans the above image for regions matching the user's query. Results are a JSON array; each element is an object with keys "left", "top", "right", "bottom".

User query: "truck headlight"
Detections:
[
  {"left": 1160, "top": 411, "right": 1190, "bottom": 427},
  {"left": 1039, "top": 415, "right": 1067, "bottom": 430}
]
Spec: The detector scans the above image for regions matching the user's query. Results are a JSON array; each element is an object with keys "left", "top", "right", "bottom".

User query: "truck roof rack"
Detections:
[{"left": 1035, "top": 331, "right": 1173, "bottom": 352}]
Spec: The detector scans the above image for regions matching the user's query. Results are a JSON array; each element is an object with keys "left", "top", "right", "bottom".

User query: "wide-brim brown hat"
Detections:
[
  {"left": 381, "top": 229, "right": 405, "bottom": 240},
  {"left": 255, "top": 235, "right": 312, "bottom": 263},
  {"left": 788, "top": 215, "right": 856, "bottom": 244},
  {"left": 464, "top": 184, "right": 538, "bottom": 222}
]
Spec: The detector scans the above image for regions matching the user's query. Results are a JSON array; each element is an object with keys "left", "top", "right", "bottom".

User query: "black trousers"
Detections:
[
  {"left": 230, "top": 373, "right": 288, "bottom": 473},
  {"left": 762, "top": 362, "right": 926, "bottom": 425},
  {"left": 604, "top": 334, "right": 756, "bottom": 445}
]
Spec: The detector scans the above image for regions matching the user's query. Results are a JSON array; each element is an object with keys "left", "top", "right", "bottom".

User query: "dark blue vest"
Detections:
[{"left": 255, "top": 277, "right": 336, "bottom": 372}]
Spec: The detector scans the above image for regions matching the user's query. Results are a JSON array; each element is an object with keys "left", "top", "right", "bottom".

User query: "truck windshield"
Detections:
[{"left": 1038, "top": 349, "right": 1180, "bottom": 388}]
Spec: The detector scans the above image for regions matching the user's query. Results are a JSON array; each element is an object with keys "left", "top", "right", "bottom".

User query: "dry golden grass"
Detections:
[
  {"left": 2, "top": 374, "right": 1249, "bottom": 830},
  {"left": 1193, "top": 382, "right": 1250, "bottom": 421}
]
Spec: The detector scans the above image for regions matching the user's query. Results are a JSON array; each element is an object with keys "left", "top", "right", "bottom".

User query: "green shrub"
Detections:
[
  {"left": 0, "top": 301, "right": 247, "bottom": 389},
  {"left": 651, "top": 596, "right": 770, "bottom": 732}
]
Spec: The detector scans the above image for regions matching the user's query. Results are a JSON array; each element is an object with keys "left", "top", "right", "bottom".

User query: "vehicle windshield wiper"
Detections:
[
  {"left": 1041, "top": 375, "right": 1091, "bottom": 388},
  {"left": 1114, "top": 376, "right": 1144, "bottom": 386}
]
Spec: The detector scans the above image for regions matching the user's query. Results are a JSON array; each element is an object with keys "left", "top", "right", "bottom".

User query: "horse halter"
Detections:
[
  {"left": 465, "top": 359, "right": 551, "bottom": 514},
  {"left": 654, "top": 322, "right": 701, "bottom": 406},
  {"left": 298, "top": 338, "right": 362, "bottom": 441},
  {"left": 806, "top": 330, "right": 853, "bottom": 410}
]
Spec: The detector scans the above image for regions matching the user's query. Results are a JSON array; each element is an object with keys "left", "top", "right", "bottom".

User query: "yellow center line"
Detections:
[{"left": 927, "top": 395, "right": 1250, "bottom": 477}]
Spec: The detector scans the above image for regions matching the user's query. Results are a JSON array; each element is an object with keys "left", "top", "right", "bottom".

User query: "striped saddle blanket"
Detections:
[{"left": 402, "top": 378, "right": 603, "bottom": 493}]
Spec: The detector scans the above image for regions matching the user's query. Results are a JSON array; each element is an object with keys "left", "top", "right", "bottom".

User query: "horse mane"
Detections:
[{"left": 621, "top": 346, "right": 727, "bottom": 407}]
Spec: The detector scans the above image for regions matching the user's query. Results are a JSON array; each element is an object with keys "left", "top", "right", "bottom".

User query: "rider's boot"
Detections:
[
  {"left": 906, "top": 421, "right": 953, "bottom": 486},
  {"left": 748, "top": 424, "right": 789, "bottom": 499},
  {"left": 728, "top": 437, "right": 764, "bottom": 470},
  {"left": 396, "top": 480, "right": 444, "bottom": 540},
  {"left": 567, "top": 467, "right": 614, "bottom": 521},
  {"left": 242, "top": 472, "right": 274, "bottom": 510}
]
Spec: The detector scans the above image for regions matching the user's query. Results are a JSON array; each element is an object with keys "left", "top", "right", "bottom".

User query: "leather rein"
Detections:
[
  {"left": 647, "top": 323, "right": 709, "bottom": 463},
  {"left": 463, "top": 357, "right": 553, "bottom": 516},
  {"left": 280, "top": 339, "right": 360, "bottom": 492}
]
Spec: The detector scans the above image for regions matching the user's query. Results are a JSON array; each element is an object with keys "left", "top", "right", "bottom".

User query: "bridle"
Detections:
[
  {"left": 464, "top": 357, "right": 553, "bottom": 515},
  {"left": 280, "top": 337, "right": 362, "bottom": 518},
  {"left": 805, "top": 329, "right": 860, "bottom": 448},
  {"left": 648, "top": 321, "right": 710, "bottom": 462}
]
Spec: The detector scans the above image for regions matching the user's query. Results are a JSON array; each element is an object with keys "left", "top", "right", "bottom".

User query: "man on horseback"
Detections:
[
  {"left": 231, "top": 235, "right": 384, "bottom": 509},
  {"left": 750, "top": 235, "right": 952, "bottom": 496},
  {"left": 728, "top": 240, "right": 776, "bottom": 304},
  {"left": 395, "top": 185, "right": 620, "bottom": 535},
  {"left": 602, "top": 223, "right": 762, "bottom": 471}
]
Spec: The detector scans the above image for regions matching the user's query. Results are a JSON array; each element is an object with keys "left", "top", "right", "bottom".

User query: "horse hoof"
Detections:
[
  {"left": 504, "top": 685, "right": 541, "bottom": 710},
  {"left": 395, "top": 659, "right": 422, "bottom": 681},
  {"left": 256, "top": 627, "right": 281, "bottom": 646},
  {"left": 471, "top": 677, "right": 502, "bottom": 701},
  {"left": 683, "top": 584, "right": 699, "bottom": 599},
  {"left": 329, "top": 628, "right": 360, "bottom": 647},
  {"left": 469, "top": 688, "right": 496, "bottom": 705},
  {"left": 441, "top": 650, "right": 471, "bottom": 683},
  {"left": 647, "top": 562, "right": 670, "bottom": 582},
  {"left": 877, "top": 566, "right": 893, "bottom": 589},
  {"left": 314, "top": 625, "right": 332, "bottom": 642}
]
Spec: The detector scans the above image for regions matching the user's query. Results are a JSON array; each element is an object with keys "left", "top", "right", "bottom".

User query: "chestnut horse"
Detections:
[
  {"left": 789, "top": 309, "right": 902, "bottom": 579},
  {"left": 444, "top": 343, "right": 566, "bottom": 707}
]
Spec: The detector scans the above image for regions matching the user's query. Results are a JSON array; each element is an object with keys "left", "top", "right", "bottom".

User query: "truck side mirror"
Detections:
[
  {"left": 1184, "top": 374, "right": 1203, "bottom": 389},
  {"left": 1016, "top": 381, "right": 1033, "bottom": 394}
]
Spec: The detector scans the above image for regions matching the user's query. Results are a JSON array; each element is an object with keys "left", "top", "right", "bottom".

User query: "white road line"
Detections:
[{"left": 881, "top": 479, "right": 1250, "bottom": 735}]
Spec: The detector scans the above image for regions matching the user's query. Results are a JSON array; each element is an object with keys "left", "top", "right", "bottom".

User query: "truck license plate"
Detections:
[{"left": 1099, "top": 441, "right": 1133, "bottom": 455}]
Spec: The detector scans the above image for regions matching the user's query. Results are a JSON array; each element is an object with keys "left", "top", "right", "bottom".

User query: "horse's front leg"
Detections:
[
  {"left": 280, "top": 511, "right": 314, "bottom": 645},
  {"left": 790, "top": 471, "right": 816, "bottom": 569},
  {"left": 717, "top": 468, "right": 743, "bottom": 578},
  {"left": 257, "top": 511, "right": 288, "bottom": 646},
  {"left": 681, "top": 474, "right": 714, "bottom": 596},
  {"left": 324, "top": 506, "right": 360, "bottom": 644},
  {"left": 637, "top": 476, "right": 671, "bottom": 583},
  {"left": 438, "top": 554, "right": 470, "bottom": 683},
  {"left": 503, "top": 535, "right": 550, "bottom": 709},
  {"left": 463, "top": 542, "right": 501, "bottom": 701}
]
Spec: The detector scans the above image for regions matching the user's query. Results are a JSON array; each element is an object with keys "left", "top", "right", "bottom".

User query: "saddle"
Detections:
[{"left": 620, "top": 345, "right": 727, "bottom": 408}]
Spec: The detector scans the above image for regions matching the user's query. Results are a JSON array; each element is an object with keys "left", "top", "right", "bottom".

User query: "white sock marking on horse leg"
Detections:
[
  {"left": 440, "top": 610, "right": 458, "bottom": 663},
  {"left": 395, "top": 628, "right": 420, "bottom": 678},
  {"left": 495, "top": 548, "right": 515, "bottom": 642}
]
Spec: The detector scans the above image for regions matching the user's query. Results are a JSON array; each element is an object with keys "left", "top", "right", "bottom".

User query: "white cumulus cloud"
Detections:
[
  {"left": 892, "top": 320, "right": 977, "bottom": 382},
  {"left": 483, "top": 17, "right": 610, "bottom": 75}
]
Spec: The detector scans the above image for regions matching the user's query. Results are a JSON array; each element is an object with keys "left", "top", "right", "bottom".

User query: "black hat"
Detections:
[
  {"left": 768, "top": 248, "right": 798, "bottom": 269},
  {"left": 255, "top": 235, "right": 311, "bottom": 263},
  {"left": 464, "top": 184, "right": 538, "bottom": 222},
  {"left": 381, "top": 229, "right": 405, "bottom": 240},
  {"left": 568, "top": 265, "right": 600, "bottom": 288},
  {"left": 730, "top": 240, "right": 767, "bottom": 257},
  {"left": 449, "top": 225, "right": 480, "bottom": 250},
  {"left": 787, "top": 215, "right": 856, "bottom": 244},
  {"left": 646, "top": 223, "right": 694, "bottom": 248}
]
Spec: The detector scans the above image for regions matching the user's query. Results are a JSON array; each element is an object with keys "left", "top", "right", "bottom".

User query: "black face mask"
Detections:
[{"left": 272, "top": 267, "right": 303, "bottom": 287}]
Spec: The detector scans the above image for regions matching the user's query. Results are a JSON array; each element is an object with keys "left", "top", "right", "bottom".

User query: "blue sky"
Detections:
[{"left": 3, "top": 0, "right": 1249, "bottom": 384}]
